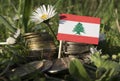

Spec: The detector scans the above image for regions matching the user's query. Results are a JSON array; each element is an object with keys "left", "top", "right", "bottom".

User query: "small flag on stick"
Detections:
[
  {"left": 57, "top": 14, "right": 101, "bottom": 58},
  {"left": 57, "top": 14, "right": 100, "bottom": 45}
]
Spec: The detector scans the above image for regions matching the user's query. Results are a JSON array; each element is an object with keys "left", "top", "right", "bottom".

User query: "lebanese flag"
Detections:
[{"left": 57, "top": 14, "right": 100, "bottom": 45}]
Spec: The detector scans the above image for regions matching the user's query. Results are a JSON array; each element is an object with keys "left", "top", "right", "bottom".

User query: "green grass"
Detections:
[{"left": 0, "top": 0, "right": 120, "bottom": 80}]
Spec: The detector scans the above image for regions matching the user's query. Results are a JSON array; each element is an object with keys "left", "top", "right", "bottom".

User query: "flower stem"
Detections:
[{"left": 44, "top": 21, "right": 59, "bottom": 46}]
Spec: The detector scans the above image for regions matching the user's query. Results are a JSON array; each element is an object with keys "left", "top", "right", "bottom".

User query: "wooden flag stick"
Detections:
[{"left": 58, "top": 40, "right": 63, "bottom": 58}]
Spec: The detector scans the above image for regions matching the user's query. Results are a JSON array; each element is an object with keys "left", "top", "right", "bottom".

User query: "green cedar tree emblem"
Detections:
[{"left": 72, "top": 22, "right": 85, "bottom": 35}]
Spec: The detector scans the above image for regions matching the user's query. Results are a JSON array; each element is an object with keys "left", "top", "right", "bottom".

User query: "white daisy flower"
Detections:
[
  {"left": 6, "top": 37, "right": 16, "bottom": 44},
  {"left": 0, "top": 29, "right": 20, "bottom": 45},
  {"left": 13, "top": 28, "right": 20, "bottom": 38},
  {"left": 0, "top": 37, "right": 16, "bottom": 45},
  {"left": 31, "top": 5, "right": 57, "bottom": 24},
  {"left": 90, "top": 47, "right": 97, "bottom": 54},
  {"left": 90, "top": 47, "right": 102, "bottom": 54}
]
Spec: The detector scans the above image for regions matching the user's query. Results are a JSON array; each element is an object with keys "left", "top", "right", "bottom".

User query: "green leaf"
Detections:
[
  {"left": 90, "top": 52, "right": 103, "bottom": 68},
  {"left": 22, "top": 0, "right": 33, "bottom": 33},
  {"left": 90, "top": 52, "right": 120, "bottom": 81},
  {"left": 90, "top": 52, "right": 120, "bottom": 74},
  {"left": 96, "top": 69, "right": 111, "bottom": 81},
  {"left": 0, "top": 15, "right": 16, "bottom": 33},
  {"left": 69, "top": 58, "right": 92, "bottom": 81}
]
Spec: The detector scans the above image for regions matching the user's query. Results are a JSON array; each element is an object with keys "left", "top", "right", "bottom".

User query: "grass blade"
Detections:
[
  {"left": 69, "top": 58, "right": 92, "bottom": 81},
  {"left": 22, "top": 0, "right": 33, "bottom": 33},
  {"left": 0, "top": 15, "right": 16, "bottom": 33}
]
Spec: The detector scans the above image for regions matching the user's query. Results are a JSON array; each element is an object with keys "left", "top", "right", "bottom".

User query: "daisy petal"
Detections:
[
  {"left": 0, "top": 42, "right": 7, "bottom": 45},
  {"left": 31, "top": 5, "right": 57, "bottom": 24},
  {"left": 6, "top": 37, "right": 16, "bottom": 44}
]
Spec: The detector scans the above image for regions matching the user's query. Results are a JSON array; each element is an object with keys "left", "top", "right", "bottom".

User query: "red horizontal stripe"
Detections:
[
  {"left": 60, "top": 14, "right": 100, "bottom": 24},
  {"left": 57, "top": 33, "right": 99, "bottom": 45}
]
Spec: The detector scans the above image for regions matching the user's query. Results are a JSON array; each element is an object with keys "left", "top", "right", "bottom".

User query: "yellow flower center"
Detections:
[{"left": 41, "top": 14, "right": 48, "bottom": 20}]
